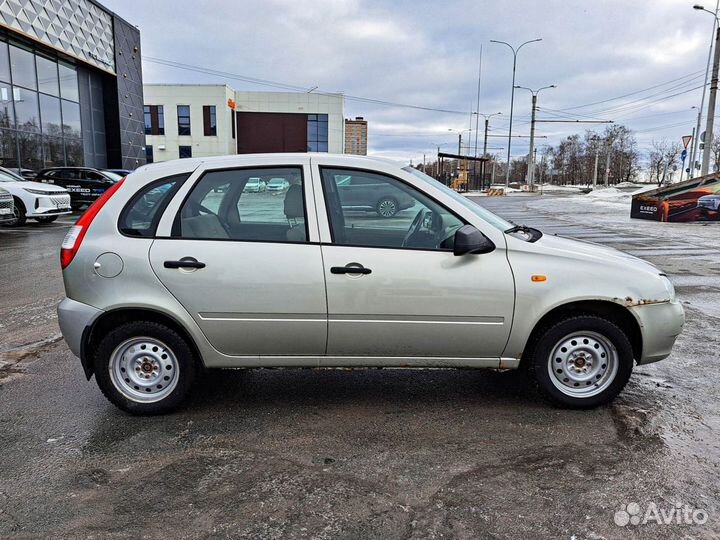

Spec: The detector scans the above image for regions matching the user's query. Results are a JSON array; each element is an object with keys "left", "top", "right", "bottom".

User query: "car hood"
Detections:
[
  {"left": 535, "top": 233, "right": 660, "bottom": 275},
  {"left": 5, "top": 181, "right": 68, "bottom": 193}
]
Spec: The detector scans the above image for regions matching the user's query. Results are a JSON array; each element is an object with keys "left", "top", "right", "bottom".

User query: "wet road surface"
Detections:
[{"left": 1, "top": 197, "right": 718, "bottom": 539}]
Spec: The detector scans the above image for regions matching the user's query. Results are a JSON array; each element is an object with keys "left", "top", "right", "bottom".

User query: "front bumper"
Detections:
[
  {"left": 630, "top": 300, "right": 685, "bottom": 364},
  {"left": 57, "top": 297, "right": 103, "bottom": 359},
  {"left": 27, "top": 194, "right": 72, "bottom": 216}
]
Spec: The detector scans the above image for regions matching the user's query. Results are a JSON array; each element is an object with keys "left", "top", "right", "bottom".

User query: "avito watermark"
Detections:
[{"left": 614, "top": 501, "right": 708, "bottom": 527}]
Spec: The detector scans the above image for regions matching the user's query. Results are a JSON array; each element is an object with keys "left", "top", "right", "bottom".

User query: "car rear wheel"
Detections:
[
  {"left": 94, "top": 321, "right": 199, "bottom": 415},
  {"left": 376, "top": 197, "right": 399, "bottom": 218},
  {"left": 34, "top": 216, "right": 58, "bottom": 223},
  {"left": 527, "top": 314, "right": 633, "bottom": 409},
  {"left": 3, "top": 197, "right": 26, "bottom": 226}
]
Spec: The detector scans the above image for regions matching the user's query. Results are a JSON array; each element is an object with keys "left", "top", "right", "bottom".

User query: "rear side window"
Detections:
[
  {"left": 119, "top": 173, "right": 189, "bottom": 237},
  {"left": 173, "top": 167, "right": 307, "bottom": 243}
]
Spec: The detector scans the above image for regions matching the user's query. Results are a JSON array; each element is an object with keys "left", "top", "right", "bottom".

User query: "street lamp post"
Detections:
[
  {"left": 694, "top": 4, "right": 720, "bottom": 176},
  {"left": 514, "top": 85, "right": 555, "bottom": 188},
  {"left": 490, "top": 38, "right": 542, "bottom": 188}
]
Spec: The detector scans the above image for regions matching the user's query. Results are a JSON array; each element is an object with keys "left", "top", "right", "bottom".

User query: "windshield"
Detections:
[
  {"left": 402, "top": 166, "right": 513, "bottom": 232},
  {"left": 0, "top": 170, "right": 20, "bottom": 182}
]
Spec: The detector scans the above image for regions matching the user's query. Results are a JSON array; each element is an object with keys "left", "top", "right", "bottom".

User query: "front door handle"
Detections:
[
  {"left": 164, "top": 257, "right": 206, "bottom": 269},
  {"left": 330, "top": 263, "right": 372, "bottom": 275}
]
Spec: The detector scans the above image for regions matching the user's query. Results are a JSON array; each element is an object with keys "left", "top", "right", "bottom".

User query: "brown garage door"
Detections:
[{"left": 236, "top": 112, "right": 308, "bottom": 154}]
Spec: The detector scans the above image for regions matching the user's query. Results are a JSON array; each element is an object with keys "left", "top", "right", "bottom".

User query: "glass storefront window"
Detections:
[
  {"left": 9, "top": 45, "right": 36, "bottom": 90},
  {"left": 13, "top": 87, "right": 40, "bottom": 132},
  {"left": 0, "top": 83, "right": 14, "bottom": 129},
  {"left": 0, "top": 41, "right": 10, "bottom": 83},
  {"left": 59, "top": 63, "right": 79, "bottom": 102},
  {"left": 0, "top": 42, "right": 82, "bottom": 171},
  {"left": 39, "top": 93, "right": 62, "bottom": 136},
  {"left": 61, "top": 99, "right": 81, "bottom": 138},
  {"left": 17, "top": 131, "right": 42, "bottom": 170},
  {"left": 36, "top": 55, "right": 59, "bottom": 96}
]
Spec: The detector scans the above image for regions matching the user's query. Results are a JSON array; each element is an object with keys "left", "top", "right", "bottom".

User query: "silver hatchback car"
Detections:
[{"left": 58, "top": 154, "right": 684, "bottom": 415}]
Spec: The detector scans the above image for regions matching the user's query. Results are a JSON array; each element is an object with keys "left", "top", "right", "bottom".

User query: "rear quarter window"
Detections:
[{"left": 118, "top": 173, "right": 189, "bottom": 237}]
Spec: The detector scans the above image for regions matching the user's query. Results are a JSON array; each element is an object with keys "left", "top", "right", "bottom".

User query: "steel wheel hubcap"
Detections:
[
  {"left": 379, "top": 200, "right": 396, "bottom": 216},
  {"left": 547, "top": 331, "right": 618, "bottom": 398},
  {"left": 109, "top": 337, "right": 179, "bottom": 403}
]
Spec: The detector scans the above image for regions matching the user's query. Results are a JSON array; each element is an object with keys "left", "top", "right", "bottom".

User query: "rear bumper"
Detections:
[
  {"left": 57, "top": 297, "right": 103, "bottom": 358},
  {"left": 631, "top": 300, "right": 685, "bottom": 364}
]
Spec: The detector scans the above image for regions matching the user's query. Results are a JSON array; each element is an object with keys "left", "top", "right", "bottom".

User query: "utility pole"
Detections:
[
  {"left": 695, "top": 4, "right": 720, "bottom": 176},
  {"left": 490, "top": 38, "right": 542, "bottom": 189},
  {"left": 515, "top": 85, "right": 555, "bottom": 189},
  {"left": 703, "top": 25, "right": 720, "bottom": 176},
  {"left": 592, "top": 146, "right": 600, "bottom": 188},
  {"left": 603, "top": 139, "right": 612, "bottom": 186}
]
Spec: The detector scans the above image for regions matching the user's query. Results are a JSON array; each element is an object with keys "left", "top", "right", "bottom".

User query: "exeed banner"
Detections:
[{"left": 631, "top": 174, "right": 720, "bottom": 222}]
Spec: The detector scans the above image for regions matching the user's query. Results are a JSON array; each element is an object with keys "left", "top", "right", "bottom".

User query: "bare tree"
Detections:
[{"left": 649, "top": 138, "right": 681, "bottom": 185}]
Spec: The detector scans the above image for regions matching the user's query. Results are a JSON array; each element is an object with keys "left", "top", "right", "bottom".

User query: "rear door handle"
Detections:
[
  {"left": 164, "top": 257, "right": 206, "bottom": 269},
  {"left": 330, "top": 264, "right": 372, "bottom": 275}
]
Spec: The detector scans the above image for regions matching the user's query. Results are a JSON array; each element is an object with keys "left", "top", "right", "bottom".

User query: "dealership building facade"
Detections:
[
  {"left": 0, "top": 0, "right": 144, "bottom": 172},
  {"left": 143, "top": 84, "right": 345, "bottom": 162}
]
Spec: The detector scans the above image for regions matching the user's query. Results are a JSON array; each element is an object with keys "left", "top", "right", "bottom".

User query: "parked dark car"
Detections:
[
  {"left": 35, "top": 167, "right": 123, "bottom": 210},
  {"left": 335, "top": 172, "right": 416, "bottom": 217}
]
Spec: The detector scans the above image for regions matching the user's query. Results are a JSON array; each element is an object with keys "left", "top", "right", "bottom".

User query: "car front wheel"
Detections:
[
  {"left": 3, "top": 197, "right": 26, "bottom": 227},
  {"left": 527, "top": 315, "right": 633, "bottom": 409},
  {"left": 93, "top": 321, "right": 199, "bottom": 415}
]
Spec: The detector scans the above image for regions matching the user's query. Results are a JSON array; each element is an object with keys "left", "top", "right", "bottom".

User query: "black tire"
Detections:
[
  {"left": 4, "top": 197, "right": 26, "bottom": 226},
  {"left": 34, "top": 215, "right": 58, "bottom": 224},
  {"left": 93, "top": 321, "right": 199, "bottom": 415},
  {"left": 526, "top": 314, "right": 634, "bottom": 409},
  {"left": 376, "top": 197, "right": 399, "bottom": 218}
]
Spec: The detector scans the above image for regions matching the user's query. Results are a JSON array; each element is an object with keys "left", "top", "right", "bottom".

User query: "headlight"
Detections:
[
  {"left": 22, "top": 188, "right": 50, "bottom": 195},
  {"left": 660, "top": 275, "right": 676, "bottom": 302}
]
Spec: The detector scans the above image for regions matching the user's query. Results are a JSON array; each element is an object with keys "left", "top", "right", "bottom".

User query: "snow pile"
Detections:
[{"left": 538, "top": 184, "right": 585, "bottom": 194}]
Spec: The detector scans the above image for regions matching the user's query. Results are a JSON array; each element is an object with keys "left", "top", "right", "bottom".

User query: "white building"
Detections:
[{"left": 143, "top": 85, "right": 345, "bottom": 162}]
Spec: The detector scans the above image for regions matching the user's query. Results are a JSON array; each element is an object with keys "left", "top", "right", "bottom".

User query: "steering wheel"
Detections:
[
  {"left": 402, "top": 209, "right": 444, "bottom": 248},
  {"left": 401, "top": 209, "right": 426, "bottom": 247}
]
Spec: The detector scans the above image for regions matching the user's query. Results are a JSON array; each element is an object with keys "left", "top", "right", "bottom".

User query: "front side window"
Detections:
[
  {"left": 175, "top": 167, "right": 306, "bottom": 243},
  {"left": 119, "top": 173, "right": 188, "bottom": 237},
  {"left": 321, "top": 167, "right": 464, "bottom": 250},
  {"left": 177, "top": 105, "right": 191, "bottom": 135},
  {"left": 203, "top": 105, "right": 216, "bottom": 136},
  {"left": 179, "top": 145, "right": 192, "bottom": 159}
]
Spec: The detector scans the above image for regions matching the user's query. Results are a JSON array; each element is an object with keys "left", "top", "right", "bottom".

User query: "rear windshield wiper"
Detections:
[{"left": 504, "top": 224, "right": 543, "bottom": 242}]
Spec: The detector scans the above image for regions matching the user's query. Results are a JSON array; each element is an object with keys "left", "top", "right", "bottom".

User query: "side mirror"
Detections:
[{"left": 453, "top": 224, "right": 495, "bottom": 256}]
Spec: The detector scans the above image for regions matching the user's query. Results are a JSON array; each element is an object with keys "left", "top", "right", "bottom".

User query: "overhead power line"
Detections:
[
  {"left": 553, "top": 69, "right": 705, "bottom": 112},
  {"left": 144, "top": 56, "right": 469, "bottom": 115}
]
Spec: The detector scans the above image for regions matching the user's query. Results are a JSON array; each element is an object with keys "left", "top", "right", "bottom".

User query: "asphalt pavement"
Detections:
[{"left": 0, "top": 197, "right": 719, "bottom": 539}]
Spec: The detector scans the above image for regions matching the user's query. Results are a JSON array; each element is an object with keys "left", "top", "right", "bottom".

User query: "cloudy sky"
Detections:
[{"left": 106, "top": 0, "right": 716, "bottom": 165}]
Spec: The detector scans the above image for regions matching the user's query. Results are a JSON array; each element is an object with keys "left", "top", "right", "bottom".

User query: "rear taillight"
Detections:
[{"left": 60, "top": 178, "right": 125, "bottom": 270}]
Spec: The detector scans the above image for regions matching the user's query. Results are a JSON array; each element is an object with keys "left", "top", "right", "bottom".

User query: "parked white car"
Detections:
[
  {"left": 0, "top": 167, "right": 71, "bottom": 226},
  {"left": 57, "top": 154, "right": 685, "bottom": 415}
]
